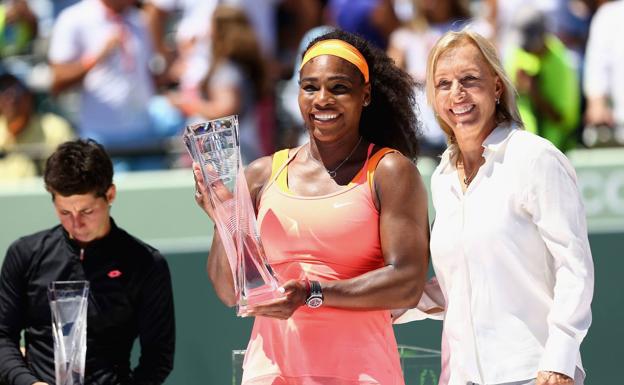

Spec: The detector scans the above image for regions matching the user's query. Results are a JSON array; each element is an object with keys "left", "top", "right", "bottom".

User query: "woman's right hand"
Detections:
[
  {"left": 246, "top": 280, "right": 308, "bottom": 320},
  {"left": 536, "top": 371, "right": 574, "bottom": 385}
]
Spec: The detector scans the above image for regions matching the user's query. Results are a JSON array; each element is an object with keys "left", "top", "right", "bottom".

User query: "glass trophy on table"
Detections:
[
  {"left": 183, "top": 115, "right": 282, "bottom": 316},
  {"left": 48, "top": 280, "right": 89, "bottom": 385}
]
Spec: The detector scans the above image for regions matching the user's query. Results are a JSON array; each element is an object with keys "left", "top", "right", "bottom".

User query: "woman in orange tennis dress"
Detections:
[{"left": 194, "top": 29, "right": 430, "bottom": 385}]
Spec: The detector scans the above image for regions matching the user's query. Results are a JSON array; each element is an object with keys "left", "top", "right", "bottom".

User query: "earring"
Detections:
[
  {"left": 363, "top": 100, "right": 370, "bottom": 106},
  {"left": 496, "top": 97, "right": 500, "bottom": 105}
]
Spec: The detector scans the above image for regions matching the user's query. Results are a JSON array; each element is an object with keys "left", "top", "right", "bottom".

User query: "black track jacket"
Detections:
[{"left": 0, "top": 219, "right": 175, "bottom": 385}]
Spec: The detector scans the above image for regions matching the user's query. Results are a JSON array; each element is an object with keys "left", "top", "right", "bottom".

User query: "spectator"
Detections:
[
  {"left": 143, "top": 0, "right": 218, "bottom": 92},
  {"left": 225, "top": 0, "right": 283, "bottom": 59},
  {"left": 326, "top": 0, "right": 400, "bottom": 50},
  {"left": 48, "top": 0, "right": 180, "bottom": 170},
  {"left": 506, "top": 7, "right": 580, "bottom": 152},
  {"left": 0, "top": 138, "right": 175, "bottom": 385},
  {"left": 484, "top": 0, "right": 563, "bottom": 59},
  {"left": 0, "top": 73, "right": 73, "bottom": 180},
  {"left": 583, "top": 0, "right": 624, "bottom": 143},
  {"left": 169, "top": 5, "right": 269, "bottom": 163},
  {"left": 0, "top": 0, "right": 38, "bottom": 57}
]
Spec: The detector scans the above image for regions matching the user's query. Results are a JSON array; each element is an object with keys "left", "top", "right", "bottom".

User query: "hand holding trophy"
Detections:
[{"left": 184, "top": 115, "right": 282, "bottom": 316}]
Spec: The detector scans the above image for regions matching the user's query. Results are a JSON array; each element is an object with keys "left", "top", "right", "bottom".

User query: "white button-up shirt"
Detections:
[{"left": 425, "top": 124, "right": 594, "bottom": 385}]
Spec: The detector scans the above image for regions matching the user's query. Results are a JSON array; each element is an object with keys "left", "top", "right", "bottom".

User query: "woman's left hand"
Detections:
[
  {"left": 193, "top": 162, "right": 235, "bottom": 219},
  {"left": 246, "top": 280, "right": 308, "bottom": 320},
  {"left": 536, "top": 371, "right": 574, "bottom": 385}
]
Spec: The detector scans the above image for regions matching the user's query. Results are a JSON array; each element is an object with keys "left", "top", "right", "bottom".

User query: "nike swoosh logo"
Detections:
[{"left": 333, "top": 202, "right": 353, "bottom": 209}]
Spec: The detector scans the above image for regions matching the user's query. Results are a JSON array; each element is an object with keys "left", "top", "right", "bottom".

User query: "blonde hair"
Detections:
[{"left": 425, "top": 30, "right": 523, "bottom": 143}]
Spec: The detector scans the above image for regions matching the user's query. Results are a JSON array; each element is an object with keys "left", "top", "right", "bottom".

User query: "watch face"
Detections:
[{"left": 306, "top": 296, "right": 323, "bottom": 308}]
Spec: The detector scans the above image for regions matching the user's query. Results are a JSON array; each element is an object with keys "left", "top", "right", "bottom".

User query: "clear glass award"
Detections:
[
  {"left": 48, "top": 281, "right": 89, "bottom": 385},
  {"left": 183, "top": 115, "right": 282, "bottom": 316}
]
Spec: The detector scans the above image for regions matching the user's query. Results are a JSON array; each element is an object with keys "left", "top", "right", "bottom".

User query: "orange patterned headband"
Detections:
[{"left": 300, "top": 39, "right": 369, "bottom": 83}]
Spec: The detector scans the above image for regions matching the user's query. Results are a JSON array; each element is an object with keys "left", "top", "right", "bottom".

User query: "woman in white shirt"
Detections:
[{"left": 401, "top": 30, "right": 593, "bottom": 385}]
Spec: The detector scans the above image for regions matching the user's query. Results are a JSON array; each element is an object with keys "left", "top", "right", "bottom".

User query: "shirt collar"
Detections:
[
  {"left": 482, "top": 121, "right": 516, "bottom": 152},
  {"left": 438, "top": 121, "right": 519, "bottom": 173}
]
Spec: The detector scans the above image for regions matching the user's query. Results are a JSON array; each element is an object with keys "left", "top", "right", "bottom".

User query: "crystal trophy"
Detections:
[
  {"left": 48, "top": 281, "right": 89, "bottom": 385},
  {"left": 183, "top": 115, "right": 282, "bottom": 316}
]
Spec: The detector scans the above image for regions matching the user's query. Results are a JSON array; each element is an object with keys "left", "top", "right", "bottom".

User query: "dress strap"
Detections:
[
  {"left": 365, "top": 147, "right": 400, "bottom": 192},
  {"left": 266, "top": 146, "right": 302, "bottom": 192},
  {"left": 350, "top": 143, "right": 375, "bottom": 185},
  {"left": 266, "top": 144, "right": 397, "bottom": 194}
]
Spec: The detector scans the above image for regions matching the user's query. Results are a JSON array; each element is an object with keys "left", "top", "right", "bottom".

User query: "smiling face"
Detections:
[
  {"left": 433, "top": 43, "right": 502, "bottom": 144},
  {"left": 53, "top": 186, "right": 116, "bottom": 247},
  {"left": 298, "top": 54, "right": 371, "bottom": 143}
]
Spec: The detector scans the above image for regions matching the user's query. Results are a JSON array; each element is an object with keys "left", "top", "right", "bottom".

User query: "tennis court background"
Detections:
[{"left": 0, "top": 148, "right": 621, "bottom": 385}]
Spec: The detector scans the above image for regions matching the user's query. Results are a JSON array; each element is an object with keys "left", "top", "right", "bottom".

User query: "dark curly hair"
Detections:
[
  {"left": 44, "top": 139, "right": 113, "bottom": 199},
  {"left": 304, "top": 29, "right": 421, "bottom": 159}
]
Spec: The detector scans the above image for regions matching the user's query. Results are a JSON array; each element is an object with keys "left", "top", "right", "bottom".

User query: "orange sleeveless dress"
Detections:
[{"left": 242, "top": 144, "right": 405, "bottom": 385}]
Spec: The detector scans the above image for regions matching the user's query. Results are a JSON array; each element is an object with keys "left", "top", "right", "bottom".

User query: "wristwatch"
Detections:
[{"left": 305, "top": 280, "right": 323, "bottom": 308}]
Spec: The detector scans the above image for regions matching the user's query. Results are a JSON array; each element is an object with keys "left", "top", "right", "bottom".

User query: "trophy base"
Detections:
[{"left": 236, "top": 284, "right": 284, "bottom": 317}]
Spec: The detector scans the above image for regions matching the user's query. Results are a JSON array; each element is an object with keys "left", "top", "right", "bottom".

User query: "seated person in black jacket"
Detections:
[{"left": 0, "top": 139, "right": 175, "bottom": 385}]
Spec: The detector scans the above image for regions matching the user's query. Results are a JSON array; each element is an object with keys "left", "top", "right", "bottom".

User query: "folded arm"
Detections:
[{"left": 249, "top": 152, "right": 430, "bottom": 319}]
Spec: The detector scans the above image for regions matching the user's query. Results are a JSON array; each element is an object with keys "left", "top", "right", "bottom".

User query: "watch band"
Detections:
[
  {"left": 310, "top": 280, "right": 322, "bottom": 297},
  {"left": 306, "top": 280, "right": 323, "bottom": 308}
]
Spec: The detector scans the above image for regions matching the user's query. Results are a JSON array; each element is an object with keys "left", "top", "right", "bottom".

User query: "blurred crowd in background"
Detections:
[{"left": 0, "top": 0, "right": 622, "bottom": 179}]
